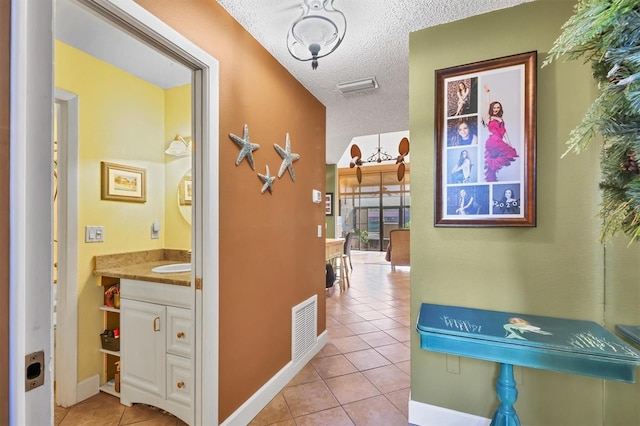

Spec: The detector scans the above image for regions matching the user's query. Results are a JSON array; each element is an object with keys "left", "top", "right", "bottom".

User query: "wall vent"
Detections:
[{"left": 292, "top": 295, "right": 318, "bottom": 361}]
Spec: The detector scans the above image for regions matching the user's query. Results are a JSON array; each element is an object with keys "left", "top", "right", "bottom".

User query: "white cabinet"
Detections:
[{"left": 120, "top": 279, "right": 192, "bottom": 425}]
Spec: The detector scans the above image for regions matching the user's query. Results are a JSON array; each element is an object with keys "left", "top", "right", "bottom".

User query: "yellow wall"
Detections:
[
  {"left": 55, "top": 41, "right": 184, "bottom": 382},
  {"left": 164, "top": 84, "right": 192, "bottom": 249},
  {"left": 409, "top": 2, "right": 640, "bottom": 425}
]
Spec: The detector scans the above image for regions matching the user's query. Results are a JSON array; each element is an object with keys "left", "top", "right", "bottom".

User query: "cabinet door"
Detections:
[
  {"left": 166, "top": 306, "right": 191, "bottom": 358},
  {"left": 166, "top": 354, "right": 192, "bottom": 408},
  {"left": 121, "top": 298, "right": 166, "bottom": 399}
]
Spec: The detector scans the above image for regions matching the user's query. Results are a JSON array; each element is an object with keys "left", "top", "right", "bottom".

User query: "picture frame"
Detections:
[
  {"left": 100, "top": 161, "right": 147, "bottom": 203},
  {"left": 434, "top": 51, "right": 537, "bottom": 227},
  {"left": 325, "top": 192, "right": 333, "bottom": 216},
  {"left": 179, "top": 173, "right": 192, "bottom": 206}
]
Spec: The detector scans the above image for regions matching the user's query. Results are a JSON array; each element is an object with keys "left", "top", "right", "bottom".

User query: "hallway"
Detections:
[
  {"left": 55, "top": 251, "right": 411, "bottom": 425},
  {"left": 249, "top": 250, "right": 411, "bottom": 425}
]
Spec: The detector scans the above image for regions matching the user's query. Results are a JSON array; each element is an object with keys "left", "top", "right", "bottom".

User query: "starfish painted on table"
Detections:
[
  {"left": 257, "top": 165, "right": 276, "bottom": 194},
  {"left": 229, "top": 124, "right": 260, "bottom": 170},
  {"left": 274, "top": 133, "right": 300, "bottom": 181}
]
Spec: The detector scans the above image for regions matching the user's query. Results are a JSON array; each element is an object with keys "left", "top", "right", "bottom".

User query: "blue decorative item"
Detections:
[
  {"left": 257, "top": 165, "right": 276, "bottom": 194},
  {"left": 274, "top": 133, "right": 300, "bottom": 181},
  {"left": 416, "top": 303, "right": 640, "bottom": 426},
  {"left": 229, "top": 124, "right": 260, "bottom": 170}
]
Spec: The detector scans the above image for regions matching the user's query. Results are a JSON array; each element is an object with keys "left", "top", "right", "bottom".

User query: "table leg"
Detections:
[{"left": 490, "top": 363, "right": 520, "bottom": 426}]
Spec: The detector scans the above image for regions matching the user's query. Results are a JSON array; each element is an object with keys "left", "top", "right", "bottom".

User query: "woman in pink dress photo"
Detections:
[{"left": 482, "top": 84, "right": 518, "bottom": 182}]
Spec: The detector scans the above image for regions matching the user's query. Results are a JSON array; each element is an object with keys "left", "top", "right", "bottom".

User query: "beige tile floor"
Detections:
[{"left": 55, "top": 250, "right": 411, "bottom": 426}]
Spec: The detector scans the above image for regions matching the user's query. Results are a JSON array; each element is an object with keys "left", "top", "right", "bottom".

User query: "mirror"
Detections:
[{"left": 177, "top": 169, "right": 192, "bottom": 224}]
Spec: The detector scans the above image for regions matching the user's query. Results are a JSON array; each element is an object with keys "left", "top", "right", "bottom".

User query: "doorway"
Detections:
[{"left": 49, "top": 0, "right": 219, "bottom": 424}]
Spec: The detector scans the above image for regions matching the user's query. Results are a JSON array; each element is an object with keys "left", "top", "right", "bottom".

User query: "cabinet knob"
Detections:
[
  {"left": 177, "top": 332, "right": 185, "bottom": 339},
  {"left": 177, "top": 381, "right": 185, "bottom": 389}
]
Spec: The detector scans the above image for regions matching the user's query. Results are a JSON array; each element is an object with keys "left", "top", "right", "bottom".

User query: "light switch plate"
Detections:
[
  {"left": 312, "top": 189, "right": 322, "bottom": 204},
  {"left": 85, "top": 226, "right": 104, "bottom": 243}
]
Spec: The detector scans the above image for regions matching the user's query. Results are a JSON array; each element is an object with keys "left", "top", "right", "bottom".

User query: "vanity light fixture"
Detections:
[
  {"left": 165, "top": 134, "right": 192, "bottom": 157},
  {"left": 286, "top": 0, "right": 347, "bottom": 70}
]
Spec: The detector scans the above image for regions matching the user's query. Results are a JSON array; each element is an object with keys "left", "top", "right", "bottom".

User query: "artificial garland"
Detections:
[{"left": 544, "top": 0, "right": 640, "bottom": 242}]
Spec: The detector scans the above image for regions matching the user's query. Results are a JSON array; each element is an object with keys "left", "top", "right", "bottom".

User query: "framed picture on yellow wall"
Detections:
[
  {"left": 434, "top": 51, "right": 537, "bottom": 227},
  {"left": 101, "top": 161, "right": 147, "bottom": 203}
]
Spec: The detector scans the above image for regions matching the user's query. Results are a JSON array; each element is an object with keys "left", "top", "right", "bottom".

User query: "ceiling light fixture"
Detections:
[
  {"left": 165, "top": 134, "right": 192, "bottom": 157},
  {"left": 286, "top": 0, "right": 346, "bottom": 70},
  {"left": 350, "top": 136, "right": 410, "bottom": 183},
  {"left": 336, "top": 77, "right": 379, "bottom": 94}
]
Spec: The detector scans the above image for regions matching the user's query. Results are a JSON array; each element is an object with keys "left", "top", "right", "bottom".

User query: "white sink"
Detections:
[{"left": 151, "top": 263, "right": 191, "bottom": 274}]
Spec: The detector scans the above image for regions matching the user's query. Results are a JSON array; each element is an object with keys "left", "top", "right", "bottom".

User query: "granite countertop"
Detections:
[{"left": 93, "top": 249, "right": 191, "bottom": 286}]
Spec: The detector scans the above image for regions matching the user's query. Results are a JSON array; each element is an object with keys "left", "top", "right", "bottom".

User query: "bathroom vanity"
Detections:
[{"left": 94, "top": 249, "right": 192, "bottom": 424}]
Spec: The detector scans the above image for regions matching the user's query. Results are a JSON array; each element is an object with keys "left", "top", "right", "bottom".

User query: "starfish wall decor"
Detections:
[
  {"left": 257, "top": 165, "right": 276, "bottom": 194},
  {"left": 229, "top": 124, "right": 260, "bottom": 170},
  {"left": 274, "top": 133, "right": 300, "bottom": 182}
]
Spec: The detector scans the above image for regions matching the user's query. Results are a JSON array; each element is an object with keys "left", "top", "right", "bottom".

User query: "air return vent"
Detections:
[{"left": 292, "top": 295, "right": 318, "bottom": 361}]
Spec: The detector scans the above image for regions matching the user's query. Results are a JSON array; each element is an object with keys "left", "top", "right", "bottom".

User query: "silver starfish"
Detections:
[
  {"left": 274, "top": 133, "right": 300, "bottom": 181},
  {"left": 229, "top": 124, "right": 260, "bottom": 170},
  {"left": 257, "top": 165, "right": 276, "bottom": 194}
]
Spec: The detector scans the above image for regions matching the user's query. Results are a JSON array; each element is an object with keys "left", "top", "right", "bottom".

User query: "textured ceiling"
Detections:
[
  {"left": 216, "top": 0, "right": 534, "bottom": 163},
  {"left": 56, "top": 0, "right": 534, "bottom": 163}
]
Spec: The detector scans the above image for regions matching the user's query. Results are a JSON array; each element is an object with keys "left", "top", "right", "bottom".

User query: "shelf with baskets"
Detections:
[{"left": 99, "top": 284, "right": 121, "bottom": 397}]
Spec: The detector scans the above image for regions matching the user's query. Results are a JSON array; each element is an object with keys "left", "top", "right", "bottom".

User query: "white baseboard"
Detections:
[
  {"left": 409, "top": 398, "right": 491, "bottom": 426},
  {"left": 76, "top": 374, "right": 100, "bottom": 403},
  {"left": 220, "top": 331, "right": 329, "bottom": 426}
]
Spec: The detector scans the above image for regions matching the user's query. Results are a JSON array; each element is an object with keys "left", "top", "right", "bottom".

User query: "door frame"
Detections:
[
  {"left": 54, "top": 89, "right": 80, "bottom": 408},
  {"left": 11, "top": 0, "right": 220, "bottom": 423}
]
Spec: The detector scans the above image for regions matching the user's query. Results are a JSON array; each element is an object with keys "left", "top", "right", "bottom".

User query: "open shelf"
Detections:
[
  {"left": 99, "top": 379, "right": 119, "bottom": 397},
  {"left": 99, "top": 305, "right": 120, "bottom": 313},
  {"left": 99, "top": 348, "right": 120, "bottom": 357}
]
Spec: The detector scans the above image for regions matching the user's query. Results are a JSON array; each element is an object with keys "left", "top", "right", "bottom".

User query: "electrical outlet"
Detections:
[{"left": 85, "top": 226, "right": 104, "bottom": 243}]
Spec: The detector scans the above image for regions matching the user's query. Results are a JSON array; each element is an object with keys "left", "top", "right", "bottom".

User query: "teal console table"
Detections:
[{"left": 417, "top": 303, "right": 640, "bottom": 426}]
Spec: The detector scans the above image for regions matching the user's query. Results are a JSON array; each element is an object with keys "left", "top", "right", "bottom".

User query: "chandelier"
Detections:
[
  {"left": 286, "top": 0, "right": 347, "bottom": 70},
  {"left": 349, "top": 136, "right": 410, "bottom": 183}
]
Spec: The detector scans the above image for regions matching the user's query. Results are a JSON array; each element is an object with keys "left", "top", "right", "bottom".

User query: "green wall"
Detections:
[
  {"left": 409, "top": 1, "right": 640, "bottom": 425},
  {"left": 326, "top": 163, "right": 337, "bottom": 238}
]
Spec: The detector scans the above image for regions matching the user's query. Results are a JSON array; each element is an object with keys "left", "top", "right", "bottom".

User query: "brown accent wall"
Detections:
[
  {"left": 135, "top": 1, "right": 326, "bottom": 422},
  {"left": 0, "top": 1, "right": 10, "bottom": 423}
]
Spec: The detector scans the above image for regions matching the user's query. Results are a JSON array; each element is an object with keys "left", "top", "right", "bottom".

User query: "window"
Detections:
[{"left": 338, "top": 164, "right": 410, "bottom": 251}]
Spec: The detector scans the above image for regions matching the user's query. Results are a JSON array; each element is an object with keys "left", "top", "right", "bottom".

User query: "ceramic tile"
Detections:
[
  {"left": 314, "top": 342, "right": 342, "bottom": 359},
  {"left": 396, "top": 360, "right": 411, "bottom": 375},
  {"left": 358, "top": 330, "right": 399, "bottom": 347},
  {"left": 368, "top": 317, "right": 405, "bottom": 331},
  {"left": 384, "top": 326, "right": 411, "bottom": 342},
  {"left": 311, "top": 354, "right": 358, "bottom": 379},
  {"left": 363, "top": 364, "right": 410, "bottom": 394},
  {"left": 281, "top": 381, "right": 339, "bottom": 417},
  {"left": 385, "top": 388, "right": 411, "bottom": 417},
  {"left": 331, "top": 335, "right": 370, "bottom": 353},
  {"left": 342, "top": 395, "right": 407, "bottom": 426},
  {"left": 345, "top": 321, "right": 380, "bottom": 335},
  {"left": 375, "top": 342, "right": 411, "bottom": 364},
  {"left": 294, "top": 407, "right": 355, "bottom": 426},
  {"left": 327, "top": 324, "right": 356, "bottom": 339},
  {"left": 344, "top": 348, "right": 391, "bottom": 371},
  {"left": 324, "top": 372, "right": 380, "bottom": 405},
  {"left": 286, "top": 363, "right": 322, "bottom": 387},
  {"left": 356, "top": 310, "right": 389, "bottom": 321},
  {"left": 249, "top": 392, "right": 292, "bottom": 426},
  {"left": 120, "top": 403, "right": 178, "bottom": 425}
]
